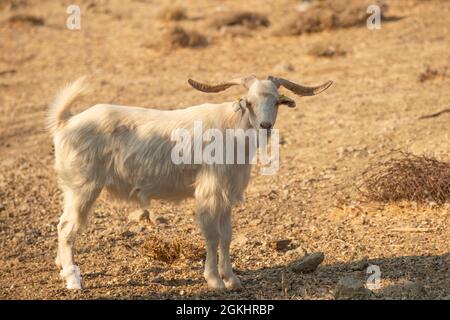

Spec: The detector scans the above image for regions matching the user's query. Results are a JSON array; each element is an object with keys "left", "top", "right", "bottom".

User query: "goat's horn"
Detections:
[
  {"left": 188, "top": 76, "right": 257, "bottom": 93},
  {"left": 268, "top": 76, "right": 333, "bottom": 96}
]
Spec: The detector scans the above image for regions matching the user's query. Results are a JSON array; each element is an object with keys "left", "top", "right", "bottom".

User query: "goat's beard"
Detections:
[{"left": 256, "top": 128, "right": 272, "bottom": 147}]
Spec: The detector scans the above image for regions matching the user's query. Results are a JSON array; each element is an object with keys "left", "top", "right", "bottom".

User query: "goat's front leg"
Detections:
[
  {"left": 218, "top": 207, "right": 242, "bottom": 290},
  {"left": 196, "top": 203, "right": 225, "bottom": 290}
]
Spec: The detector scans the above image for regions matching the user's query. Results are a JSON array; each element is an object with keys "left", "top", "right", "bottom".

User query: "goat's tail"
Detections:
[{"left": 47, "top": 76, "right": 91, "bottom": 135}]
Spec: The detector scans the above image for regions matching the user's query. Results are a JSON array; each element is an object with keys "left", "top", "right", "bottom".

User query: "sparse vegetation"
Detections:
[
  {"left": 308, "top": 42, "right": 347, "bottom": 58},
  {"left": 272, "top": 0, "right": 388, "bottom": 36},
  {"left": 158, "top": 5, "right": 187, "bottom": 22},
  {"left": 419, "top": 65, "right": 448, "bottom": 82},
  {"left": 210, "top": 11, "right": 269, "bottom": 31},
  {"left": 162, "top": 26, "right": 208, "bottom": 49},
  {"left": 0, "top": 0, "right": 448, "bottom": 300},
  {"left": 7, "top": 14, "right": 44, "bottom": 26},
  {"left": 143, "top": 234, "right": 205, "bottom": 264},
  {"left": 357, "top": 152, "right": 450, "bottom": 205}
]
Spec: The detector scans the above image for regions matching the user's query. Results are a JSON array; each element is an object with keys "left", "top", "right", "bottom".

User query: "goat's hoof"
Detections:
[
  {"left": 60, "top": 265, "right": 83, "bottom": 290},
  {"left": 224, "top": 276, "right": 242, "bottom": 291},
  {"left": 66, "top": 277, "right": 83, "bottom": 290},
  {"left": 206, "top": 277, "right": 226, "bottom": 291}
]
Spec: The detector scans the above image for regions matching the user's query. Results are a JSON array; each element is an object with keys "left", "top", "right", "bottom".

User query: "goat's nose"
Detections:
[{"left": 260, "top": 122, "right": 272, "bottom": 129}]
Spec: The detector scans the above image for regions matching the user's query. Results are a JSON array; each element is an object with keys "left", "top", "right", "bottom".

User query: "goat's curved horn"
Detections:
[
  {"left": 188, "top": 76, "right": 257, "bottom": 93},
  {"left": 268, "top": 76, "right": 333, "bottom": 96}
]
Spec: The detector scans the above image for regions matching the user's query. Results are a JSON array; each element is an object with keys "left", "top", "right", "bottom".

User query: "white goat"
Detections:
[{"left": 48, "top": 75, "right": 332, "bottom": 290}]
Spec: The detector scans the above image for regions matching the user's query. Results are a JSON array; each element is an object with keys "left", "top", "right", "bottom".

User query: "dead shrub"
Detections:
[
  {"left": 158, "top": 5, "right": 187, "bottom": 21},
  {"left": 143, "top": 234, "right": 206, "bottom": 264},
  {"left": 0, "top": 0, "right": 27, "bottom": 11},
  {"left": 419, "top": 65, "right": 448, "bottom": 82},
  {"left": 357, "top": 151, "right": 450, "bottom": 205},
  {"left": 162, "top": 26, "right": 208, "bottom": 49},
  {"left": 210, "top": 11, "right": 270, "bottom": 31},
  {"left": 308, "top": 42, "right": 347, "bottom": 58},
  {"left": 7, "top": 14, "right": 44, "bottom": 26},
  {"left": 273, "top": 0, "right": 388, "bottom": 36}
]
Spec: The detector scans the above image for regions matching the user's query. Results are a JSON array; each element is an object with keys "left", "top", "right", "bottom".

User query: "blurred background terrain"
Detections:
[{"left": 0, "top": 0, "right": 448, "bottom": 299}]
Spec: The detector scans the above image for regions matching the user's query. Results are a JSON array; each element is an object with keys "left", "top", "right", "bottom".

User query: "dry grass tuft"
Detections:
[
  {"left": 162, "top": 26, "right": 208, "bottom": 49},
  {"left": 158, "top": 5, "right": 187, "bottom": 21},
  {"left": 143, "top": 234, "right": 206, "bottom": 264},
  {"left": 210, "top": 11, "right": 270, "bottom": 31},
  {"left": 357, "top": 151, "right": 450, "bottom": 205},
  {"left": 273, "top": 0, "right": 388, "bottom": 36}
]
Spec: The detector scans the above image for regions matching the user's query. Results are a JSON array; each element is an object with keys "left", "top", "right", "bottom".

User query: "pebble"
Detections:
[
  {"left": 383, "top": 281, "right": 426, "bottom": 297},
  {"left": 128, "top": 209, "right": 150, "bottom": 223},
  {"left": 269, "top": 239, "right": 292, "bottom": 251},
  {"left": 291, "top": 252, "right": 324, "bottom": 273},
  {"left": 335, "top": 276, "right": 371, "bottom": 299},
  {"left": 350, "top": 257, "right": 370, "bottom": 271},
  {"left": 150, "top": 212, "right": 169, "bottom": 225},
  {"left": 273, "top": 62, "right": 295, "bottom": 73},
  {"left": 121, "top": 230, "right": 135, "bottom": 238}
]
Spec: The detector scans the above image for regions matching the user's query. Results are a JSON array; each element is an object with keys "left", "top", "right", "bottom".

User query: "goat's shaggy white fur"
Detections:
[
  {"left": 49, "top": 78, "right": 254, "bottom": 290},
  {"left": 49, "top": 75, "right": 331, "bottom": 291}
]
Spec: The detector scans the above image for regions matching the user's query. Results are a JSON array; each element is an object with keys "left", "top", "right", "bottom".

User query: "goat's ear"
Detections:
[
  {"left": 233, "top": 98, "right": 248, "bottom": 112},
  {"left": 279, "top": 94, "right": 296, "bottom": 108}
]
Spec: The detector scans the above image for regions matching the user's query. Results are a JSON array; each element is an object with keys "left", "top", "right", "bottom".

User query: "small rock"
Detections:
[
  {"left": 337, "top": 147, "right": 346, "bottom": 159},
  {"left": 273, "top": 62, "right": 295, "bottom": 73},
  {"left": 384, "top": 281, "right": 426, "bottom": 297},
  {"left": 350, "top": 257, "right": 370, "bottom": 271},
  {"left": 291, "top": 252, "right": 324, "bottom": 273},
  {"left": 19, "top": 204, "right": 29, "bottom": 214},
  {"left": 130, "top": 225, "right": 146, "bottom": 233},
  {"left": 403, "top": 281, "right": 426, "bottom": 295},
  {"left": 233, "top": 234, "right": 248, "bottom": 247},
  {"left": 122, "top": 230, "right": 135, "bottom": 238},
  {"left": 149, "top": 212, "right": 168, "bottom": 225},
  {"left": 15, "top": 231, "right": 25, "bottom": 238},
  {"left": 0, "top": 204, "right": 5, "bottom": 211},
  {"left": 249, "top": 218, "right": 262, "bottom": 226},
  {"left": 128, "top": 209, "right": 150, "bottom": 222},
  {"left": 270, "top": 239, "right": 292, "bottom": 251},
  {"left": 268, "top": 189, "right": 278, "bottom": 200},
  {"left": 282, "top": 190, "right": 289, "bottom": 200},
  {"left": 286, "top": 246, "right": 307, "bottom": 258},
  {"left": 335, "top": 276, "right": 371, "bottom": 299}
]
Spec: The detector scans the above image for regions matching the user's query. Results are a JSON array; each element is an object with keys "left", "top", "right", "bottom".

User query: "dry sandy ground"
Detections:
[{"left": 0, "top": 0, "right": 449, "bottom": 299}]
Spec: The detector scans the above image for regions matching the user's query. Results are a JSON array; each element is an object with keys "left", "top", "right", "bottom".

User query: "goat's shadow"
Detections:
[{"left": 117, "top": 253, "right": 448, "bottom": 299}]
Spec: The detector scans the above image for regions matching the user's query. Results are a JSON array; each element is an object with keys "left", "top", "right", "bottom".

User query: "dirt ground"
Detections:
[{"left": 0, "top": 0, "right": 449, "bottom": 300}]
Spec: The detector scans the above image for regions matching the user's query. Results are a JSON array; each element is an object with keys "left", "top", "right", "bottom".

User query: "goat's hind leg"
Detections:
[{"left": 56, "top": 184, "right": 101, "bottom": 289}]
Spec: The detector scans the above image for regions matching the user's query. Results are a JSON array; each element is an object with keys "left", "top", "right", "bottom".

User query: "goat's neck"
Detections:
[{"left": 223, "top": 103, "right": 252, "bottom": 131}]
